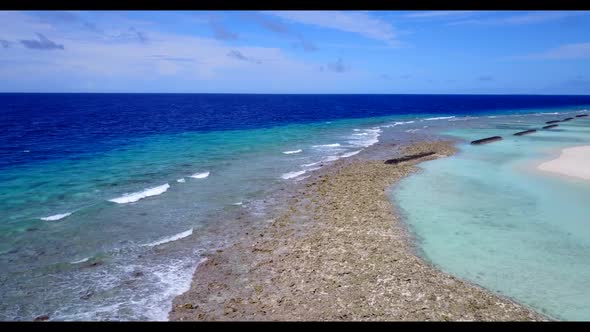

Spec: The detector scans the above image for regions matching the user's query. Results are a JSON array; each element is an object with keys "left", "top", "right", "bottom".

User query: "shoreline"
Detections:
[
  {"left": 537, "top": 145, "right": 590, "bottom": 182},
  {"left": 168, "top": 139, "right": 546, "bottom": 321}
]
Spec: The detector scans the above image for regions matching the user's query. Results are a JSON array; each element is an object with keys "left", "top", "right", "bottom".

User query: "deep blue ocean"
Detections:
[
  {"left": 1, "top": 93, "right": 590, "bottom": 321},
  {"left": 5, "top": 93, "right": 590, "bottom": 169}
]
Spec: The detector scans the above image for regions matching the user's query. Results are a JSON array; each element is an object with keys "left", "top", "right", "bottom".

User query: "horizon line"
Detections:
[{"left": 1, "top": 92, "right": 590, "bottom": 96}]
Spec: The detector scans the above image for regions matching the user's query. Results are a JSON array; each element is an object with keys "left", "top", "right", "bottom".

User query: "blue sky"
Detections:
[{"left": 1, "top": 10, "right": 589, "bottom": 94}]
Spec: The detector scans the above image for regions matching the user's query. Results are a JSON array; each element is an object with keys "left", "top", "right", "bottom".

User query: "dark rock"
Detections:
[
  {"left": 545, "top": 120, "right": 561, "bottom": 124},
  {"left": 562, "top": 117, "right": 574, "bottom": 121},
  {"left": 575, "top": 114, "right": 588, "bottom": 118},
  {"left": 33, "top": 315, "right": 49, "bottom": 321},
  {"left": 182, "top": 303, "right": 195, "bottom": 309},
  {"left": 132, "top": 271, "right": 144, "bottom": 278},
  {"left": 470, "top": 136, "right": 502, "bottom": 145},
  {"left": 384, "top": 152, "right": 436, "bottom": 165},
  {"left": 81, "top": 261, "right": 103, "bottom": 269},
  {"left": 542, "top": 124, "right": 559, "bottom": 129},
  {"left": 513, "top": 129, "right": 537, "bottom": 136}
]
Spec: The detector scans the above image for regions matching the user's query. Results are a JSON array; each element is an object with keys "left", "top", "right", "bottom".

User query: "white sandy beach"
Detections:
[{"left": 537, "top": 145, "right": 590, "bottom": 181}]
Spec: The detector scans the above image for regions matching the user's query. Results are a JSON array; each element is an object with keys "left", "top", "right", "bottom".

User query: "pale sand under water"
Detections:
[
  {"left": 169, "top": 140, "right": 546, "bottom": 321},
  {"left": 537, "top": 145, "right": 590, "bottom": 181}
]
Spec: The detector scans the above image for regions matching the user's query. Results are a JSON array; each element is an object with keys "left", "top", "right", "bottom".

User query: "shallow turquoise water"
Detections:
[{"left": 393, "top": 115, "right": 590, "bottom": 320}]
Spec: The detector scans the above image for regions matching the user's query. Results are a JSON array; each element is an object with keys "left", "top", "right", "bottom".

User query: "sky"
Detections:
[{"left": 0, "top": 10, "right": 589, "bottom": 94}]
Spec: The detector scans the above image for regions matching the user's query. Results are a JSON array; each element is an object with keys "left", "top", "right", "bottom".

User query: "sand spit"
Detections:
[
  {"left": 169, "top": 140, "right": 546, "bottom": 321},
  {"left": 538, "top": 145, "right": 590, "bottom": 181}
]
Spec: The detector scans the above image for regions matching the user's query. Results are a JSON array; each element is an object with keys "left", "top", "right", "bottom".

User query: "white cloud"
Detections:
[
  {"left": 263, "top": 11, "right": 398, "bottom": 46},
  {"left": 515, "top": 43, "right": 590, "bottom": 60},
  {"left": 448, "top": 11, "right": 589, "bottom": 26},
  {"left": 404, "top": 11, "right": 475, "bottom": 19},
  {"left": 0, "top": 11, "right": 372, "bottom": 92}
]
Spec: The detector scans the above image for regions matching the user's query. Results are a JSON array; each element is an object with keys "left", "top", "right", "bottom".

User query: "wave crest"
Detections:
[
  {"left": 40, "top": 212, "right": 73, "bottom": 221},
  {"left": 189, "top": 172, "right": 210, "bottom": 179},
  {"left": 424, "top": 116, "right": 455, "bottom": 121},
  {"left": 312, "top": 143, "right": 340, "bottom": 148},
  {"left": 108, "top": 184, "right": 170, "bottom": 204},
  {"left": 143, "top": 229, "right": 193, "bottom": 247},
  {"left": 281, "top": 170, "right": 306, "bottom": 180}
]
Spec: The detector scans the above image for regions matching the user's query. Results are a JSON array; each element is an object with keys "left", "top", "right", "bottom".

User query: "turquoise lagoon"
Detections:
[{"left": 393, "top": 114, "right": 590, "bottom": 320}]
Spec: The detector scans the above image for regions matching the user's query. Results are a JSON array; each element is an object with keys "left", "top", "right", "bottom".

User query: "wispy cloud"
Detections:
[
  {"left": 147, "top": 55, "right": 195, "bottom": 63},
  {"left": 291, "top": 36, "right": 318, "bottom": 52},
  {"left": 19, "top": 33, "right": 64, "bottom": 50},
  {"left": 264, "top": 11, "right": 398, "bottom": 46},
  {"left": 36, "top": 10, "right": 80, "bottom": 24},
  {"left": 321, "top": 58, "right": 349, "bottom": 73},
  {"left": 248, "top": 13, "right": 289, "bottom": 34},
  {"left": 449, "top": 11, "right": 588, "bottom": 26},
  {"left": 209, "top": 19, "right": 238, "bottom": 41},
  {"left": 515, "top": 42, "right": 590, "bottom": 60},
  {"left": 227, "top": 50, "right": 262, "bottom": 64},
  {"left": 0, "top": 39, "right": 12, "bottom": 48},
  {"left": 104, "top": 27, "right": 150, "bottom": 44},
  {"left": 562, "top": 75, "right": 590, "bottom": 87},
  {"left": 246, "top": 13, "right": 317, "bottom": 52},
  {"left": 32, "top": 11, "right": 103, "bottom": 34},
  {"left": 129, "top": 27, "right": 148, "bottom": 44},
  {"left": 0, "top": 11, "right": 340, "bottom": 92},
  {"left": 404, "top": 11, "right": 475, "bottom": 19}
]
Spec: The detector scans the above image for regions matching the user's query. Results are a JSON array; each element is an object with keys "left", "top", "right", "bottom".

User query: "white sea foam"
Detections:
[
  {"left": 405, "top": 129, "right": 421, "bottom": 133},
  {"left": 70, "top": 257, "right": 90, "bottom": 264},
  {"left": 390, "top": 120, "right": 414, "bottom": 128},
  {"left": 281, "top": 170, "right": 306, "bottom": 180},
  {"left": 108, "top": 184, "right": 170, "bottom": 204},
  {"left": 353, "top": 128, "right": 361, "bottom": 131},
  {"left": 488, "top": 116, "right": 497, "bottom": 118},
  {"left": 302, "top": 161, "right": 322, "bottom": 167},
  {"left": 312, "top": 143, "right": 341, "bottom": 148},
  {"left": 302, "top": 154, "right": 350, "bottom": 169},
  {"left": 189, "top": 172, "right": 210, "bottom": 179},
  {"left": 307, "top": 166, "right": 322, "bottom": 172},
  {"left": 232, "top": 202, "right": 243, "bottom": 206},
  {"left": 295, "top": 175, "right": 311, "bottom": 181},
  {"left": 323, "top": 156, "right": 341, "bottom": 162},
  {"left": 348, "top": 128, "right": 382, "bottom": 148},
  {"left": 341, "top": 150, "right": 362, "bottom": 158},
  {"left": 348, "top": 127, "right": 381, "bottom": 148},
  {"left": 176, "top": 178, "right": 185, "bottom": 183},
  {"left": 40, "top": 212, "right": 73, "bottom": 221},
  {"left": 143, "top": 229, "right": 193, "bottom": 247},
  {"left": 449, "top": 116, "right": 479, "bottom": 121},
  {"left": 283, "top": 149, "right": 302, "bottom": 154},
  {"left": 382, "top": 120, "right": 415, "bottom": 128},
  {"left": 424, "top": 116, "right": 455, "bottom": 121}
]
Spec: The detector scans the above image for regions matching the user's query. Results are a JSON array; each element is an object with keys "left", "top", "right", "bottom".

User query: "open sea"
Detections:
[{"left": 1, "top": 93, "right": 590, "bottom": 321}]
